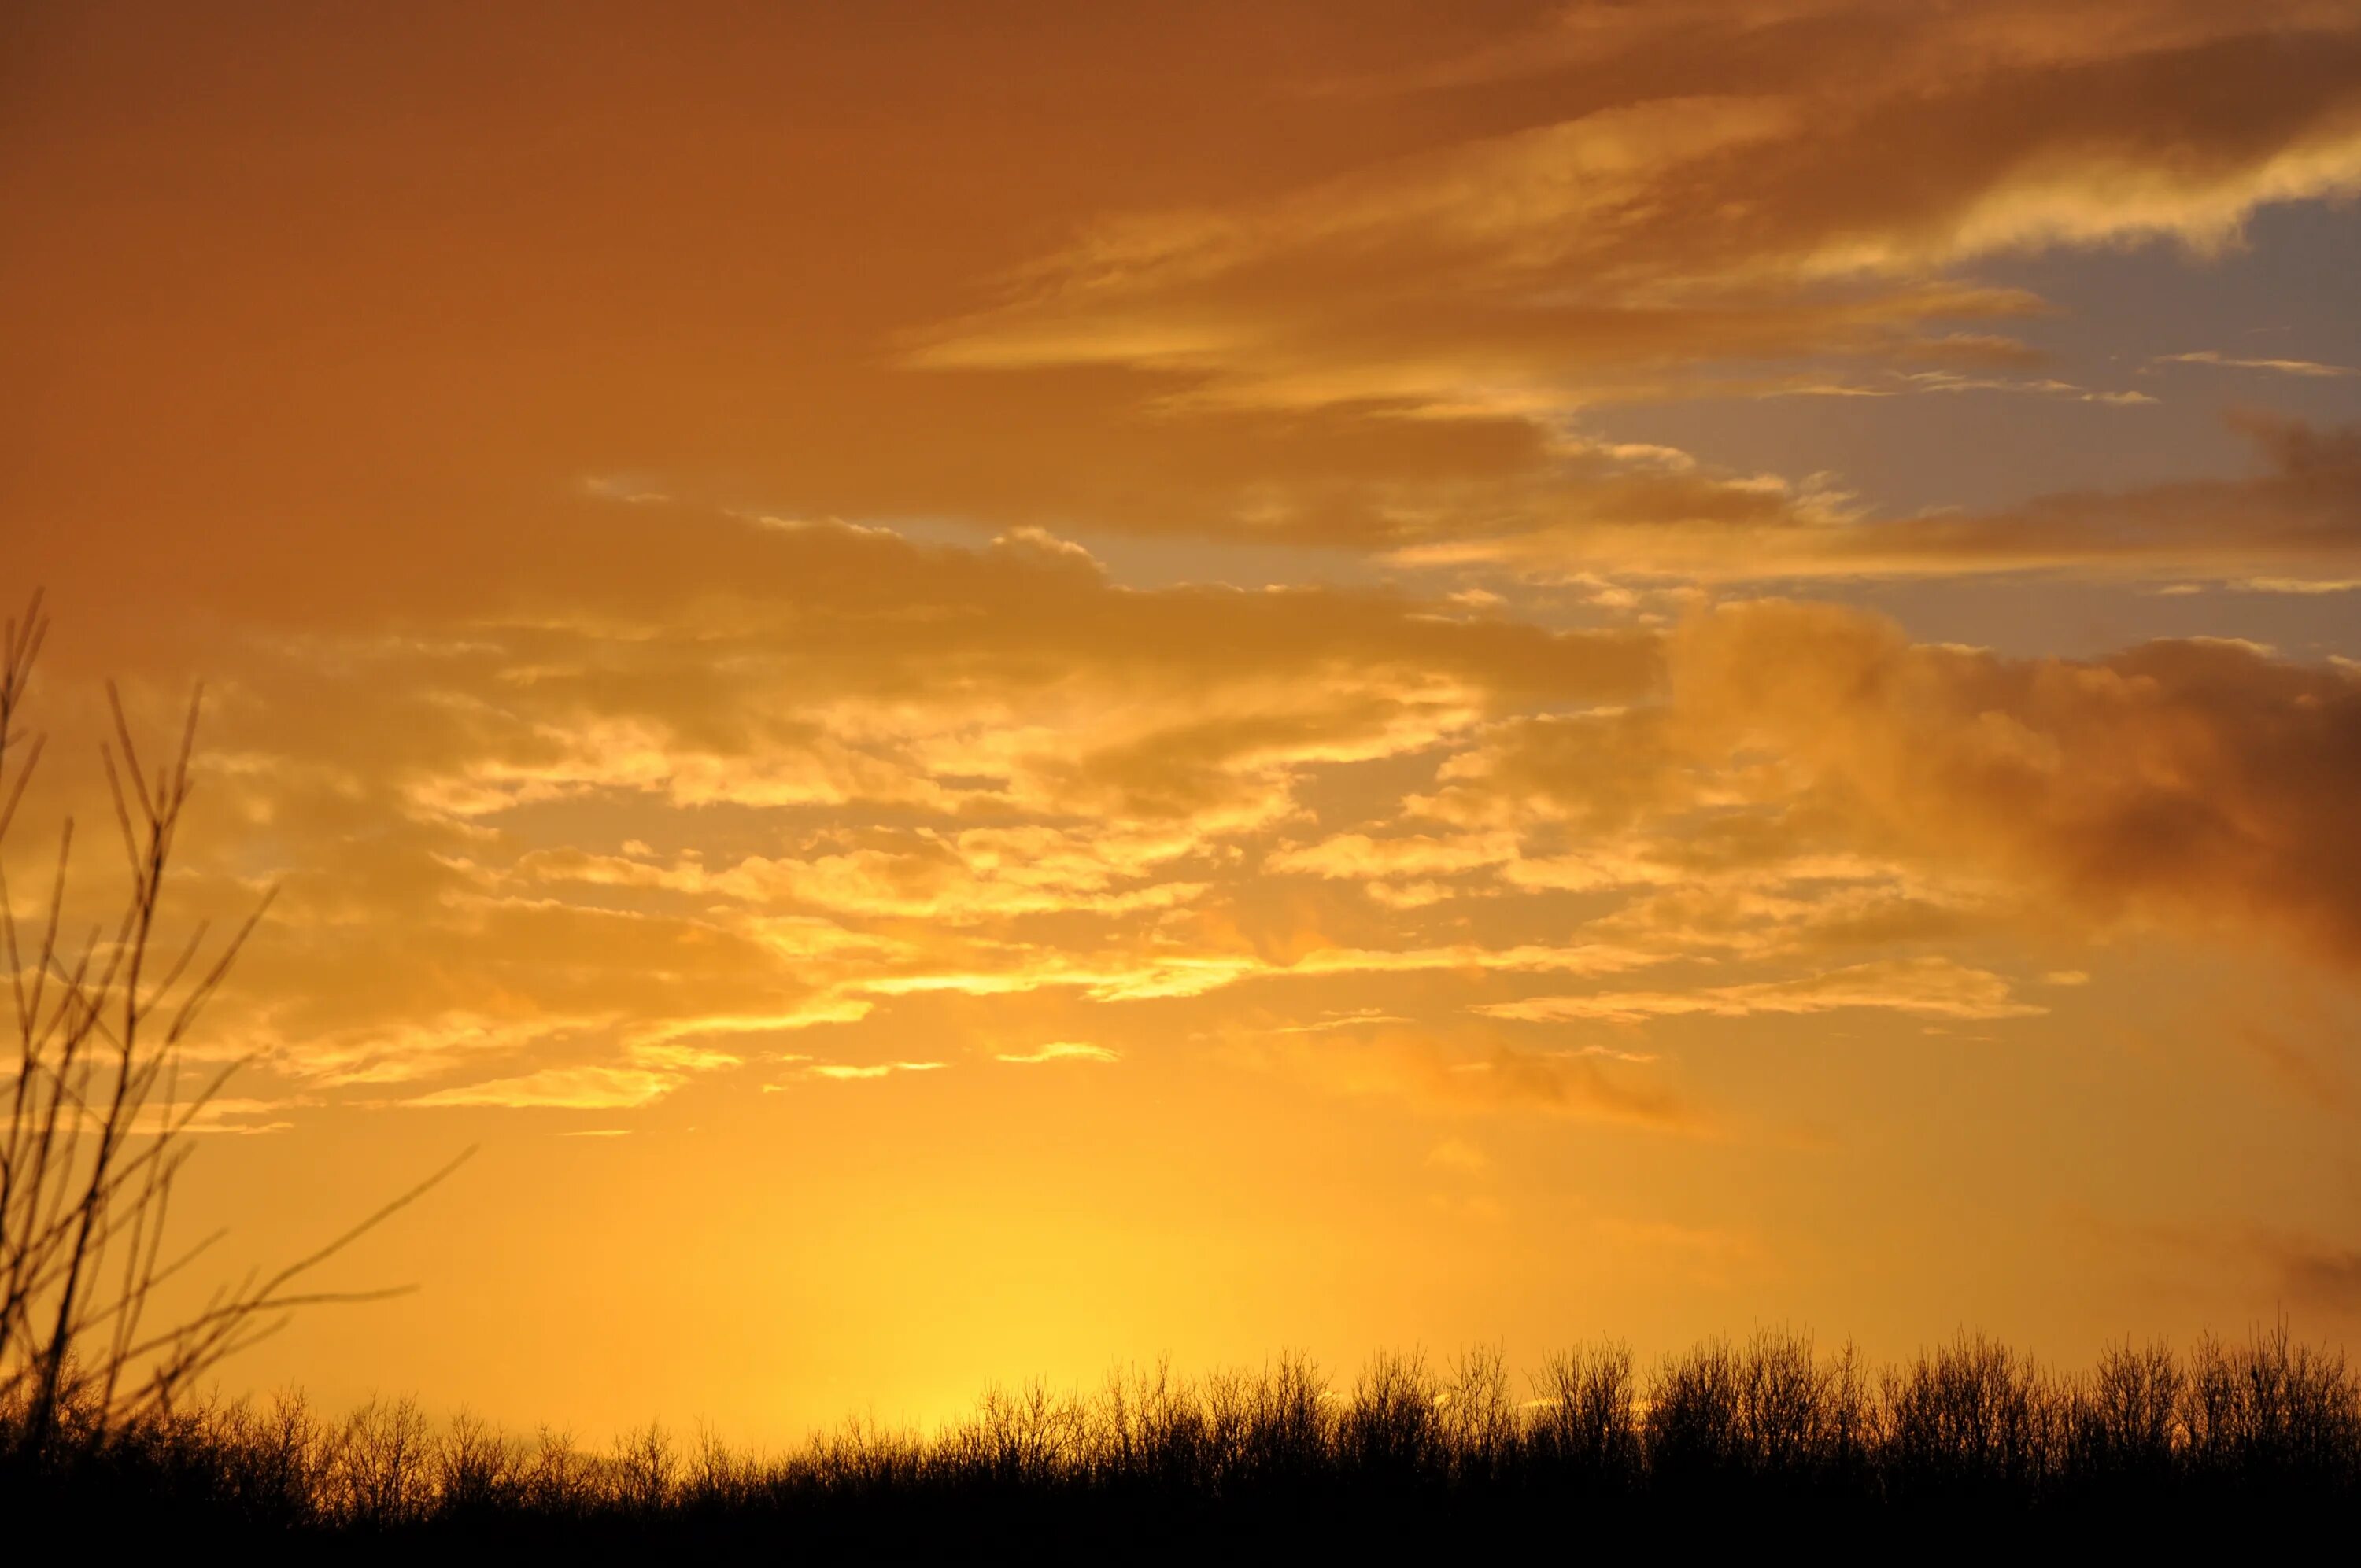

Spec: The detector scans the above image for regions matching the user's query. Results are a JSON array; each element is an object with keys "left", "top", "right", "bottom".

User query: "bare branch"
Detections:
[
  {"left": 0, "top": 732, "right": 43, "bottom": 847},
  {"left": 169, "top": 885, "right": 279, "bottom": 1045},
  {"left": 102, "top": 681, "right": 156, "bottom": 832},
  {"left": 5, "top": 607, "right": 464, "bottom": 1457}
]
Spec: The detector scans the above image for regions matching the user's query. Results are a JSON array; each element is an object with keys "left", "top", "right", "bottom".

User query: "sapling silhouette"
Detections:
[{"left": 0, "top": 592, "right": 467, "bottom": 1460}]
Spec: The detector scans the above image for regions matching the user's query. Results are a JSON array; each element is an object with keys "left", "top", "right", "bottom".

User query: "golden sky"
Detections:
[{"left": 6, "top": 1, "right": 2361, "bottom": 1440}]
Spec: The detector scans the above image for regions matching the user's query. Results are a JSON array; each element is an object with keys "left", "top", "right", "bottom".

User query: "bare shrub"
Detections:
[
  {"left": 1338, "top": 1348, "right": 1440, "bottom": 1481},
  {"left": 7, "top": 1330, "right": 2357, "bottom": 1537},
  {"left": 954, "top": 1378, "right": 1084, "bottom": 1489},
  {"left": 1882, "top": 1333, "right": 2054, "bottom": 1502},
  {"left": 1440, "top": 1345, "right": 1517, "bottom": 1484},
  {"left": 611, "top": 1419, "right": 678, "bottom": 1512},
  {"left": 329, "top": 1395, "right": 435, "bottom": 1527},
  {"left": 2184, "top": 1320, "right": 2361, "bottom": 1494},
  {"left": 0, "top": 594, "right": 466, "bottom": 1459},
  {"left": 1530, "top": 1341, "right": 1639, "bottom": 1487},
  {"left": 1646, "top": 1336, "right": 1745, "bottom": 1485},
  {"left": 434, "top": 1408, "right": 519, "bottom": 1517},
  {"left": 519, "top": 1424, "right": 593, "bottom": 1514},
  {"left": 1240, "top": 1350, "right": 1331, "bottom": 1489},
  {"left": 1735, "top": 1327, "right": 1823, "bottom": 1480},
  {"left": 2068, "top": 1338, "right": 2182, "bottom": 1492}
]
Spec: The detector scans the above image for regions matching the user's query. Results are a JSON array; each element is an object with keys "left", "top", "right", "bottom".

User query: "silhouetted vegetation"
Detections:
[
  {"left": 2, "top": 594, "right": 461, "bottom": 1463},
  {"left": 6, "top": 1327, "right": 2355, "bottom": 1554}
]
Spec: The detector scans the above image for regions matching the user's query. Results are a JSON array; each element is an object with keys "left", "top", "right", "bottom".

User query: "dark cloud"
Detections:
[{"left": 1675, "top": 599, "right": 2361, "bottom": 967}]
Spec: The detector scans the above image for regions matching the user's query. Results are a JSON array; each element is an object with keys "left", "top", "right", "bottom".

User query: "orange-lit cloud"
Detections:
[
  {"left": 2155, "top": 350, "right": 2358, "bottom": 378},
  {"left": 1672, "top": 599, "right": 2361, "bottom": 968},
  {"left": 1476, "top": 957, "right": 2043, "bottom": 1025},
  {"left": 996, "top": 1042, "right": 1120, "bottom": 1065},
  {"left": 890, "top": 4, "right": 2361, "bottom": 578},
  {"left": 66, "top": 528, "right": 2348, "bottom": 1127}
]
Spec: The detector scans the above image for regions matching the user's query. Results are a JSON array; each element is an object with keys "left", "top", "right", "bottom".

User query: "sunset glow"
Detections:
[{"left": 6, "top": 1, "right": 2361, "bottom": 1444}]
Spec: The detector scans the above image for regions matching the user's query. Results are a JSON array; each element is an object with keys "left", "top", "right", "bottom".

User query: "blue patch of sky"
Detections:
[{"left": 1578, "top": 201, "right": 2361, "bottom": 518}]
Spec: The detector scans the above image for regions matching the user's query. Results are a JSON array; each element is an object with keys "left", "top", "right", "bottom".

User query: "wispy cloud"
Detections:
[
  {"left": 1477, "top": 957, "right": 2042, "bottom": 1025},
  {"left": 798, "top": 1061, "right": 948, "bottom": 1082},
  {"left": 409, "top": 1066, "right": 684, "bottom": 1110},
  {"left": 2153, "top": 349, "right": 2357, "bottom": 378},
  {"left": 994, "top": 1042, "right": 1120, "bottom": 1064}
]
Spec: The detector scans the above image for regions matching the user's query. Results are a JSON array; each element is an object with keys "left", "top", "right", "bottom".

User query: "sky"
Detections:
[{"left": 5, "top": 0, "right": 2361, "bottom": 1441}]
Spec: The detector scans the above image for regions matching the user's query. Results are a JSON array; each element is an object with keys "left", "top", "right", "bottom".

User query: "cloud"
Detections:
[
  {"left": 1273, "top": 1009, "right": 1419, "bottom": 1035},
  {"left": 279, "top": 515, "right": 1657, "bottom": 829},
  {"left": 2099, "top": 1212, "right": 2361, "bottom": 1323},
  {"left": 1266, "top": 830, "right": 1520, "bottom": 880},
  {"left": 884, "top": 6, "right": 2361, "bottom": 576},
  {"left": 1424, "top": 1138, "right": 1491, "bottom": 1175},
  {"left": 625, "top": 1002, "right": 879, "bottom": 1047},
  {"left": 117, "top": 518, "right": 2357, "bottom": 1123},
  {"left": 1587, "top": 1217, "right": 1768, "bottom": 1292},
  {"left": 45, "top": 496, "right": 2356, "bottom": 1134},
  {"left": 1257, "top": 1021, "right": 1703, "bottom": 1131},
  {"left": 2240, "top": 1024, "right": 2361, "bottom": 1120},
  {"left": 1476, "top": 957, "right": 2042, "bottom": 1024},
  {"left": 2272, "top": 1238, "right": 2361, "bottom": 1313},
  {"left": 799, "top": 1061, "right": 948, "bottom": 1082},
  {"left": 1284, "top": 943, "right": 1668, "bottom": 982},
  {"left": 91, "top": 513, "right": 1672, "bottom": 1109},
  {"left": 125, "top": 1098, "right": 297, "bottom": 1138},
  {"left": 1672, "top": 599, "right": 2361, "bottom": 968},
  {"left": 19, "top": 0, "right": 2361, "bottom": 639},
  {"left": 2234, "top": 577, "right": 2361, "bottom": 594},
  {"left": 923, "top": 27, "right": 2361, "bottom": 414},
  {"left": 995, "top": 1042, "right": 1120, "bottom": 1064},
  {"left": 1386, "top": 414, "right": 2361, "bottom": 581},
  {"left": 409, "top": 1065, "right": 684, "bottom": 1111},
  {"left": 2154, "top": 350, "right": 2357, "bottom": 378},
  {"left": 838, "top": 936, "right": 1669, "bottom": 1010}
]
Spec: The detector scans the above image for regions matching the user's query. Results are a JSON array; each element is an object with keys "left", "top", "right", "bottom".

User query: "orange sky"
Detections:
[{"left": 6, "top": 0, "right": 2361, "bottom": 1441}]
